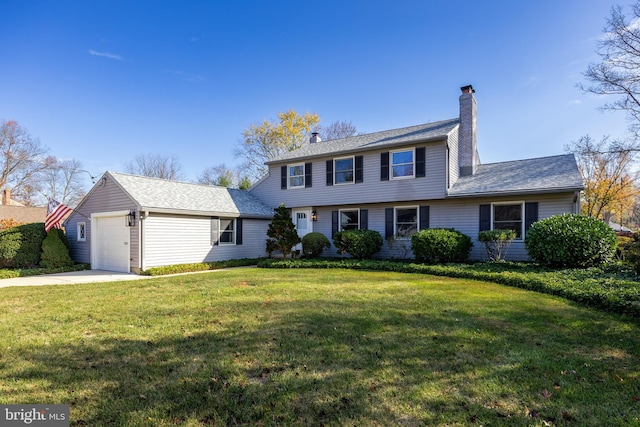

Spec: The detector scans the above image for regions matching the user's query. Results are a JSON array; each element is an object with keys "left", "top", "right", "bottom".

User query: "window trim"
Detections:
[
  {"left": 390, "top": 148, "right": 415, "bottom": 180},
  {"left": 491, "top": 201, "right": 525, "bottom": 240},
  {"left": 288, "top": 163, "right": 305, "bottom": 189},
  {"left": 334, "top": 156, "right": 355, "bottom": 185},
  {"left": 212, "top": 217, "right": 236, "bottom": 245},
  {"left": 394, "top": 205, "right": 419, "bottom": 239},
  {"left": 338, "top": 208, "right": 360, "bottom": 231},
  {"left": 77, "top": 222, "right": 86, "bottom": 242}
]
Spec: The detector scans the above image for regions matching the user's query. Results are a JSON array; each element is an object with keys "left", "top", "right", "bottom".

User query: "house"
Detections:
[
  {"left": 65, "top": 171, "right": 274, "bottom": 273},
  {"left": 249, "top": 85, "right": 584, "bottom": 260},
  {"left": 0, "top": 189, "right": 48, "bottom": 227}
]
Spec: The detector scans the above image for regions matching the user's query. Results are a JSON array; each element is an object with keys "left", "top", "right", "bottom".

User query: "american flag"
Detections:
[{"left": 45, "top": 198, "right": 72, "bottom": 232}]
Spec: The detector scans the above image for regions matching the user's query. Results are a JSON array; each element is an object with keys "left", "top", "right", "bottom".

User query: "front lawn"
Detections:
[{"left": 1, "top": 269, "right": 639, "bottom": 426}]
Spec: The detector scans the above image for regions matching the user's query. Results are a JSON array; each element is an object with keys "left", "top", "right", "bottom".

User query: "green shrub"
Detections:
[
  {"left": 478, "top": 229, "right": 517, "bottom": 261},
  {"left": 0, "top": 222, "right": 47, "bottom": 268},
  {"left": 40, "top": 229, "right": 74, "bottom": 269},
  {"left": 411, "top": 228, "right": 472, "bottom": 264},
  {"left": 333, "top": 229, "right": 383, "bottom": 259},
  {"left": 617, "top": 233, "right": 640, "bottom": 273},
  {"left": 302, "top": 232, "right": 331, "bottom": 258},
  {"left": 524, "top": 214, "right": 617, "bottom": 268},
  {"left": 266, "top": 204, "right": 301, "bottom": 258}
]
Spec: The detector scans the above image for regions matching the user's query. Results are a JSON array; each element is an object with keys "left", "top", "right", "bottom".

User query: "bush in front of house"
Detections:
[
  {"left": 0, "top": 222, "right": 47, "bottom": 268},
  {"left": 302, "top": 232, "right": 331, "bottom": 258},
  {"left": 333, "top": 229, "right": 383, "bottom": 259},
  {"left": 524, "top": 213, "right": 617, "bottom": 268},
  {"left": 266, "top": 204, "right": 301, "bottom": 258},
  {"left": 411, "top": 228, "right": 472, "bottom": 264},
  {"left": 40, "top": 228, "right": 74, "bottom": 269},
  {"left": 478, "top": 229, "right": 517, "bottom": 262}
]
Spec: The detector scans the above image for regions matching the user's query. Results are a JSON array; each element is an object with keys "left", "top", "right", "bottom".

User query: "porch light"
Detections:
[
  {"left": 126, "top": 210, "right": 136, "bottom": 227},
  {"left": 311, "top": 209, "right": 318, "bottom": 222}
]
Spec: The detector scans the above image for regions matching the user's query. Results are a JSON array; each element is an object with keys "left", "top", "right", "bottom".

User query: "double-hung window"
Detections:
[
  {"left": 339, "top": 209, "right": 360, "bottom": 230},
  {"left": 493, "top": 203, "right": 524, "bottom": 239},
  {"left": 212, "top": 217, "right": 236, "bottom": 245},
  {"left": 391, "top": 149, "right": 414, "bottom": 179},
  {"left": 288, "top": 163, "right": 305, "bottom": 188},
  {"left": 334, "top": 157, "right": 354, "bottom": 185},
  {"left": 395, "top": 206, "right": 418, "bottom": 238}
]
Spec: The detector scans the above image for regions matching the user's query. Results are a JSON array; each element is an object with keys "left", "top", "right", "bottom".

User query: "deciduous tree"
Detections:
[
  {"left": 318, "top": 120, "right": 358, "bottom": 141},
  {"left": 197, "top": 163, "right": 252, "bottom": 189},
  {"left": 124, "top": 153, "right": 183, "bottom": 180}
]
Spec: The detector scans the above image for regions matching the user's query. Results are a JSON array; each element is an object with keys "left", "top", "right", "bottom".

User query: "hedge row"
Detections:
[
  {"left": 257, "top": 258, "right": 640, "bottom": 318},
  {"left": 142, "top": 258, "right": 262, "bottom": 276}
]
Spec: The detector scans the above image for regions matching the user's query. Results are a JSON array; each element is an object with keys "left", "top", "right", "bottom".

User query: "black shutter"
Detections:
[
  {"left": 281, "top": 166, "right": 287, "bottom": 189},
  {"left": 326, "top": 160, "right": 333, "bottom": 186},
  {"left": 419, "top": 205, "right": 429, "bottom": 230},
  {"left": 235, "top": 218, "right": 243, "bottom": 245},
  {"left": 332, "top": 211, "right": 339, "bottom": 237},
  {"left": 479, "top": 204, "right": 491, "bottom": 231},
  {"left": 305, "top": 162, "right": 312, "bottom": 188},
  {"left": 381, "top": 152, "right": 389, "bottom": 181},
  {"left": 525, "top": 202, "right": 538, "bottom": 230},
  {"left": 355, "top": 155, "right": 364, "bottom": 183},
  {"left": 385, "top": 208, "right": 394, "bottom": 239},
  {"left": 416, "top": 147, "right": 426, "bottom": 178},
  {"left": 360, "top": 209, "right": 368, "bottom": 229}
]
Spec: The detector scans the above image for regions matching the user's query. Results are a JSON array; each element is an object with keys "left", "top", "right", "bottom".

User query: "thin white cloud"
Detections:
[
  {"left": 568, "top": 99, "right": 582, "bottom": 106},
  {"left": 165, "top": 69, "right": 206, "bottom": 83},
  {"left": 88, "top": 49, "right": 125, "bottom": 61}
]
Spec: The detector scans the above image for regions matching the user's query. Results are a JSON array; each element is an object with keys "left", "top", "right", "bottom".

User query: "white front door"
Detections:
[{"left": 292, "top": 208, "right": 312, "bottom": 252}]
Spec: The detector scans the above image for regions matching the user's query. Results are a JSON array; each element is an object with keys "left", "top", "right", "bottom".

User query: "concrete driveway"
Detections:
[{"left": 0, "top": 270, "right": 151, "bottom": 288}]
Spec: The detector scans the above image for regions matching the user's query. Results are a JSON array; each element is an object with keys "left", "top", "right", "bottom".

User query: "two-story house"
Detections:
[{"left": 249, "top": 85, "right": 584, "bottom": 260}]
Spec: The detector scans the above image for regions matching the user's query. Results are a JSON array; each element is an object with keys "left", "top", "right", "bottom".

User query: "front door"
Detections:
[{"left": 292, "top": 208, "right": 312, "bottom": 253}]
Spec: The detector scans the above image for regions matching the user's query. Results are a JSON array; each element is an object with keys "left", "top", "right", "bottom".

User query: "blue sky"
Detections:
[{"left": 0, "top": 0, "right": 633, "bottom": 187}]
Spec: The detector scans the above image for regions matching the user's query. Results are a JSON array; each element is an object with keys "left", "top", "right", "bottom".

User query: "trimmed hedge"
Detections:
[
  {"left": 257, "top": 258, "right": 640, "bottom": 318},
  {"left": 302, "top": 232, "right": 331, "bottom": 258},
  {"left": 142, "top": 258, "right": 262, "bottom": 276},
  {"left": 40, "top": 229, "right": 74, "bottom": 269},
  {"left": 411, "top": 228, "right": 472, "bottom": 264},
  {"left": 333, "top": 229, "right": 383, "bottom": 259},
  {"left": 0, "top": 223, "right": 47, "bottom": 268}
]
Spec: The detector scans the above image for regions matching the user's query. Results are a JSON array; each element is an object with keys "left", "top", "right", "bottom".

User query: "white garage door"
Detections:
[{"left": 94, "top": 215, "right": 130, "bottom": 272}]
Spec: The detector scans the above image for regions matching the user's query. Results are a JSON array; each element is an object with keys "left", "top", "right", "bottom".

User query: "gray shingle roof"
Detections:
[
  {"left": 448, "top": 154, "right": 584, "bottom": 197},
  {"left": 109, "top": 172, "right": 274, "bottom": 218},
  {"left": 269, "top": 118, "right": 460, "bottom": 163}
]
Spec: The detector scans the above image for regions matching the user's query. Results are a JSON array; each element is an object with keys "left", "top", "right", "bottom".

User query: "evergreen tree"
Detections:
[{"left": 266, "top": 204, "right": 301, "bottom": 258}]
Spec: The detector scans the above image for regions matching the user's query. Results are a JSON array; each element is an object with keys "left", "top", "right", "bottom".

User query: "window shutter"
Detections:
[
  {"left": 211, "top": 217, "right": 220, "bottom": 245},
  {"left": 355, "top": 155, "right": 364, "bottom": 183},
  {"left": 360, "top": 209, "right": 368, "bottom": 229},
  {"left": 525, "top": 202, "right": 538, "bottom": 230},
  {"left": 416, "top": 147, "right": 426, "bottom": 178},
  {"left": 385, "top": 208, "right": 394, "bottom": 238},
  {"left": 332, "top": 211, "right": 338, "bottom": 237},
  {"left": 419, "top": 205, "right": 429, "bottom": 230},
  {"left": 281, "top": 166, "right": 287, "bottom": 189},
  {"left": 236, "top": 218, "right": 243, "bottom": 245},
  {"left": 479, "top": 204, "right": 491, "bottom": 231},
  {"left": 326, "top": 160, "right": 333, "bottom": 186},
  {"left": 381, "top": 152, "right": 389, "bottom": 181},
  {"left": 305, "top": 162, "right": 312, "bottom": 188}
]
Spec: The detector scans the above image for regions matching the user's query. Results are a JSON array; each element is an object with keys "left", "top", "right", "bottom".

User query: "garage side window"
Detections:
[
  {"left": 77, "top": 222, "right": 86, "bottom": 242},
  {"left": 211, "top": 217, "right": 236, "bottom": 245}
]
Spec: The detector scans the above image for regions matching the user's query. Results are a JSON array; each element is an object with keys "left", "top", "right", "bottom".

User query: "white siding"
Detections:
[{"left": 142, "top": 213, "right": 269, "bottom": 269}]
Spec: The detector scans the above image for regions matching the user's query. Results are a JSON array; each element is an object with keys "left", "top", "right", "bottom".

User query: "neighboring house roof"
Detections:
[
  {"left": 0, "top": 205, "right": 47, "bottom": 224},
  {"left": 107, "top": 172, "right": 274, "bottom": 218},
  {"left": 268, "top": 118, "right": 460, "bottom": 164},
  {"left": 448, "top": 154, "right": 584, "bottom": 197}
]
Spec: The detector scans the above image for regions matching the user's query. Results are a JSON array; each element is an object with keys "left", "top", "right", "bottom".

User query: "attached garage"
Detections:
[{"left": 91, "top": 212, "right": 131, "bottom": 273}]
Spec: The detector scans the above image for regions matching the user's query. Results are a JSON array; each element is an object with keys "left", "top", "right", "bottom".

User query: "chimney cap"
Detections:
[{"left": 460, "top": 85, "right": 475, "bottom": 94}]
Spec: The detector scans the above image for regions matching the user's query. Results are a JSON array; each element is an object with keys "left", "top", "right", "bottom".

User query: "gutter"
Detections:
[{"left": 445, "top": 186, "right": 585, "bottom": 199}]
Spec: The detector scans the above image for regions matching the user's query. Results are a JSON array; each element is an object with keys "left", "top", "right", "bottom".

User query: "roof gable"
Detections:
[
  {"left": 448, "top": 154, "right": 584, "bottom": 197},
  {"left": 107, "top": 172, "right": 274, "bottom": 218},
  {"left": 269, "top": 118, "right": 459, "bottom": 164}
]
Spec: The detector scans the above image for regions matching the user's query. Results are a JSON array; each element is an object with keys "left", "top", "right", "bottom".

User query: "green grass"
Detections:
[{"left": 1, "top": 268, "right": 639, "bottom": 426}]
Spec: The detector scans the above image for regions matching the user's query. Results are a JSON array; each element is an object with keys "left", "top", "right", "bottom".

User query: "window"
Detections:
[
  {"left": 212, "top": 217, "right": 236, "bottom": 245},
  {"left": 334, "top": 157, "right": 354, "bottom": 184},
  {"left": 395, "top": 206, "right": 418, "bottom": 238},
  {"left": 77, "top": 222, "right": 86, "bottom": 242},
  {"left": 391, "top": 149, "right": 414, "bottom": 179},
  {"left": 288, "top": 163, "right": 305, "bottom": 188},
  {"left": 339, "top": 209, "right": 359, "bottom": 230},
  {"left": 493, "top": 203, "right": 523, "bottom": 239}
]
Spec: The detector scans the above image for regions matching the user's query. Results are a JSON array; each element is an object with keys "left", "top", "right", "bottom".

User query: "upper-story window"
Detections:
[
  {"left": 288, "top": 163, "right": 305, "bottom": 188},
  {"left": 391, "top": 149, "right": 415, "bottom": 179},
  {"left": 335, "top": 157, "right": 354, "bottom": 185}
]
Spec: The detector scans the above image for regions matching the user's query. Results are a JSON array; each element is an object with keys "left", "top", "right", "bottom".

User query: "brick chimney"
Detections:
[
  {"left": 2, "top": 189, "right": 10, "bottom": 205},
  {"left": 459, "top": 85, "right": 479, "bottom": 176},
  {"left": 309, "top": 132, "right": 321, "bottom": 143}
]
